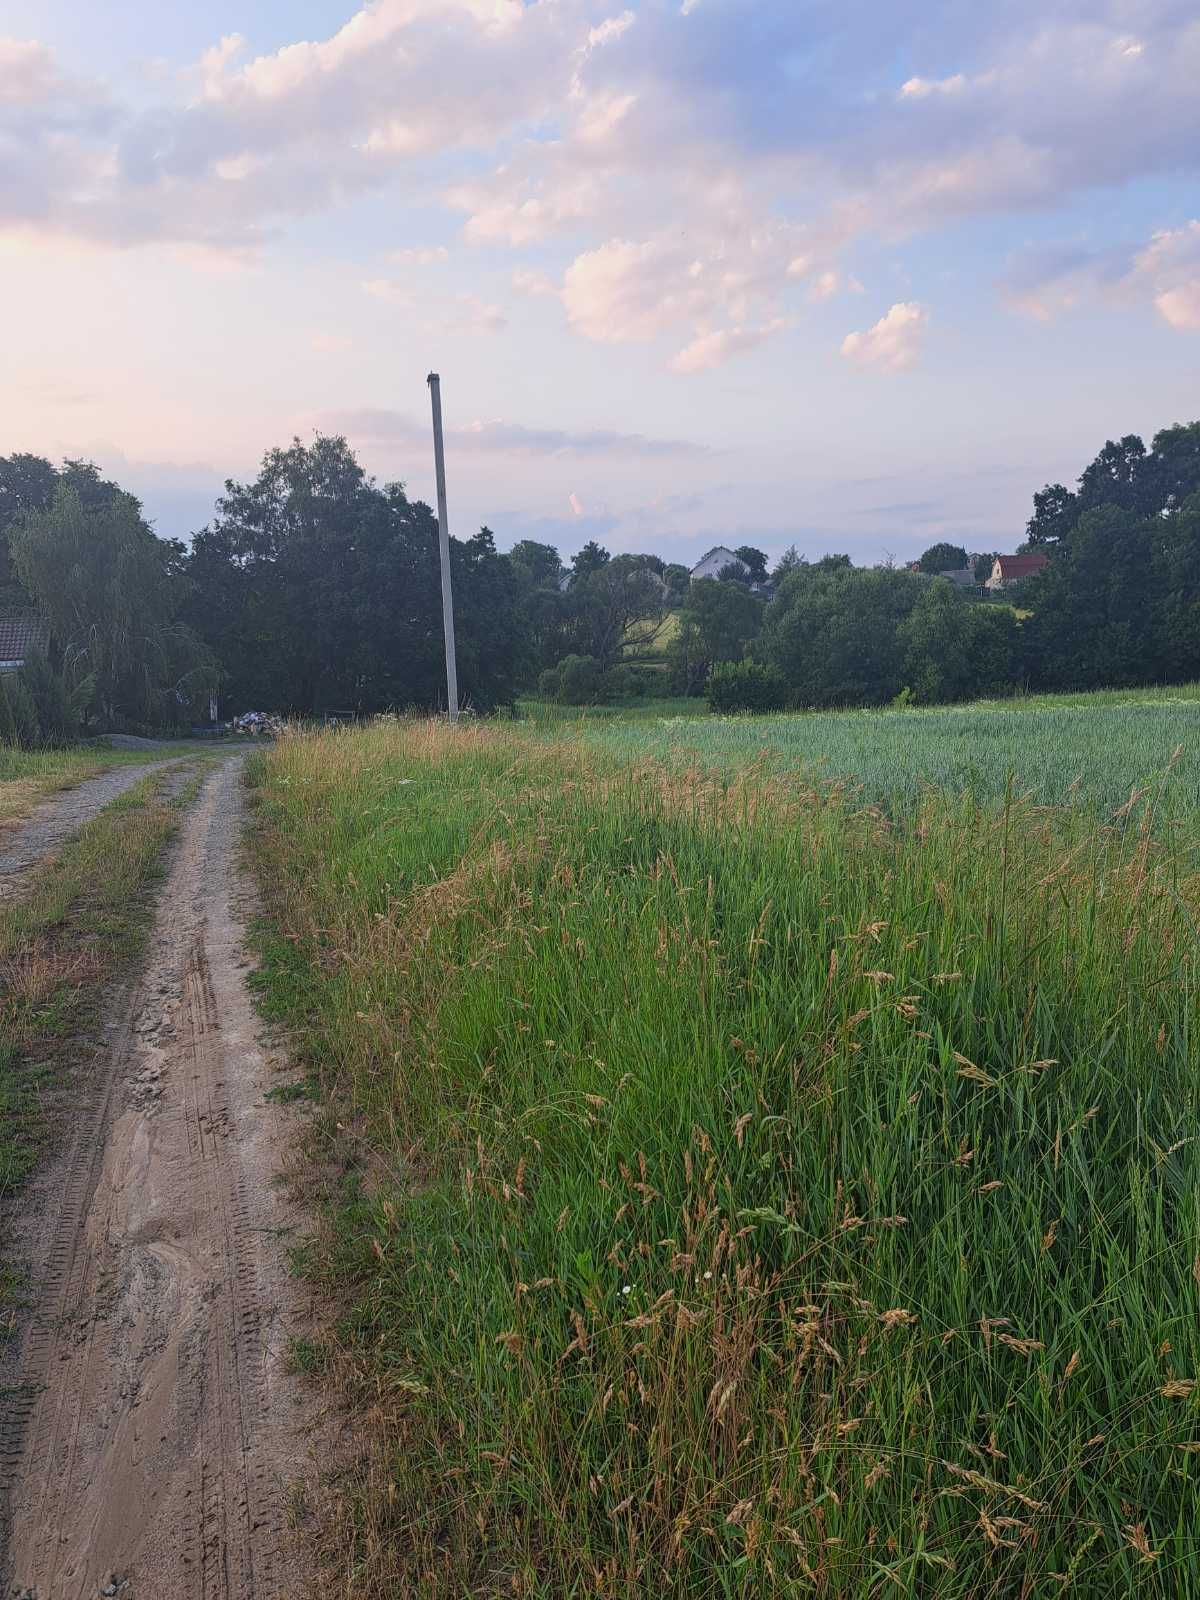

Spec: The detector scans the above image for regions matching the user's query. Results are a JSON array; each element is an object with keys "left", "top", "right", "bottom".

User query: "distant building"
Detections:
[
  {"left": 0, "top": 614, "right": 48, "bottom": 673},
  {"left": 986, "top": 552, "right": 1049, "bottom": 592},
  {"left": 690, "top": 546, "right": 747, "bottom": 583},
  {"left": 936, "top": 567, "right": 981, "bottom": 592}
]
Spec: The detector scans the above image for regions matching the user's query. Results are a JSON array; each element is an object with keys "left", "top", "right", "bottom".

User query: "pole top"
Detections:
[{"left": 427, "top": 371, "right": 439, "bottom": 386}]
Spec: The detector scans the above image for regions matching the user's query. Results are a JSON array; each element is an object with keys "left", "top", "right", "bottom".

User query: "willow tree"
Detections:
[{"left": 11, "top": 484, "right": 215, "bottom": 730}]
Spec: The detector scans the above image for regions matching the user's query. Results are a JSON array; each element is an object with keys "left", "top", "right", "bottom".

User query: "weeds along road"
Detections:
[{"left": 0, "top": 756, "right": 316, "bottom": 1600}]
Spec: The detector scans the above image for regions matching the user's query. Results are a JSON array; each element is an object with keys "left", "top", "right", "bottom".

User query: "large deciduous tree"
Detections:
[
  {"left": 761, "top": 558, "right": 924, "bottom": 706},
  {"left": 917, "top": 542, "right": 969, "bottom": 574},
  {"left": 669, "top": 578, "right": 763, "bottom": 695},
  {"left": 186, "top": 435, "right": 521, "bottom": 714}
]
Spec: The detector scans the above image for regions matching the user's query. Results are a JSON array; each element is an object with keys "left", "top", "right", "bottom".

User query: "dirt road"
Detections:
[
  {"left": 1, "top": 757, "right": 317, "bottom": 1599},
  {"left": 0, "top": 761, "right": 173, "bottom": 897}
]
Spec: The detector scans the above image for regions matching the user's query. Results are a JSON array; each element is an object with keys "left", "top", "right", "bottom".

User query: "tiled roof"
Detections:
[
  {"left": 0, "top": 613, "right": 49, "bottom": 664},
  {"left": 995, "top": 553, "right": 1048, "bottom": 581}
]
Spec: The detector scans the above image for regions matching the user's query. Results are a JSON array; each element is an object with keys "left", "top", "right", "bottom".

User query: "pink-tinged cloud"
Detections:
[
  {"left": 1001, "top": 221, "right": 1200, "bottom": 332},
  {"left": 840, "top": 302, "right": 928, "bottom": 372}
]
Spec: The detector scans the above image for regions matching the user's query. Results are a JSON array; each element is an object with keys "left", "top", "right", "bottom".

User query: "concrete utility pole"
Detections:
[{"left": 427, "top": 371, "right": 460, "bottom": 721}]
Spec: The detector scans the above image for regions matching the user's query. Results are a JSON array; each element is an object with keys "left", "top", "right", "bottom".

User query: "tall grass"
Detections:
[{"left": 250, "top": 717, "right": 1200, "bottom": 1596}]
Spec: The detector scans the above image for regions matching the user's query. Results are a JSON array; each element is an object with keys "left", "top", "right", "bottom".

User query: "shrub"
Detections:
[
  {"left": 605, "top": 663, "right": 657, "bottom": 700},
  {"left": 706, "top": 658, "right": 787, "bottom": 713},
  {"left": 539, "top": 654, "right": 605, "bottom": 705},
  {"left": 0, "top": 676, "right": 17, "bottom": 746},
  {"left": 2, "top": 672, "right": 40, "bottom": 746},
  {"left": 19, "top": 650, "right": 81, "bottom": 745}
]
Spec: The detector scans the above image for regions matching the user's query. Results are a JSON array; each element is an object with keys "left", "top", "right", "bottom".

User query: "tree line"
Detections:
[{"left": 0, "top": 421, "right": 1197, "bottom": 741}]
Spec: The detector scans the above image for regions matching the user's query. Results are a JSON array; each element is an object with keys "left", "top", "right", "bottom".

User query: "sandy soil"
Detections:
[
  {"left": 0, "top": 758, "right": 321, "bottom": 1599},
  {"left": 0, "top": 763, "right": 171, "bottom": 896}
]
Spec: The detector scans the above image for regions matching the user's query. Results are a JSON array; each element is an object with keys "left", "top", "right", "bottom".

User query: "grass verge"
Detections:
[
  {"left": 0, "top": 742, "right": 191, "bottom": 829},
  {"left": 0, "top": 766, "right": 204, "bottom": 1202},
  {"left": 248, "top": 718, "right": 1199, "bottom": 1597}
]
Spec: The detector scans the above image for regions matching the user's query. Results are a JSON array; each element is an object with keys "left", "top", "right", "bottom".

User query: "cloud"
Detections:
[
  {"left": 321, "top": 409, "right": 710, "bottom": 459},
  {"left": 560, "top": 227, "right": 804, "bottom": 368},
  {"left": 569, "top": 492, "right": 586, "bottom": 517},
  {"left": 671, "top": 321, "right": 789, "bottom": 374},
  {"left": 585, "top": 12, "right": 636, "bottom": 51},
  {"left": 840, "top": 302, "right": 927, "bottom": 371},
  {"left": 1002, "top": 222, "right": 1200, "bottom": 331},
  {"left": 5, "top": 1, "right": 1200, "bottom": 372},
  {"left": 0, "top": 37, "right": 61, "bottom": 104},
  {"left": 1131, "top": 222, "right": 1200, "bottom": 331},
  {"left": 444, "top": 294, "right": 508, "bottom": 336},
  {"left": 361, "top": 277, "right": 412, "bottom": 306},
  {"left": 388, "top": 246, "right": 449, "bottom": 266},
  {"left": 899, "top": 73, "right": 968, "bottom": 99},
  {"left": 310, "top": 331, "right": 353, "bottom": 353}
]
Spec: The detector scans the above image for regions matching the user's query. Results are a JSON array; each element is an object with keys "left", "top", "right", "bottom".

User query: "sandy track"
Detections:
[
  {"left": 1, "top": 758, "right": 316, "bottom": 1599},
  {"left": 0, "top": 762, "right": 174, "bottom": 897}
]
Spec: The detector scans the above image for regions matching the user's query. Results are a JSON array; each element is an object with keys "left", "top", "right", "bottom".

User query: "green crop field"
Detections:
[
  {"left": 580, "top": 685, "right": 1200, "bottom": 813},
  {"left": 249, "top": 689, "right": 1200, "bottom": 1597}
]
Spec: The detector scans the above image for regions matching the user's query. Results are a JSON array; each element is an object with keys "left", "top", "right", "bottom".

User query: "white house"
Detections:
[{"left": 690, "top": 546, "right": 746, "bottom": 583}]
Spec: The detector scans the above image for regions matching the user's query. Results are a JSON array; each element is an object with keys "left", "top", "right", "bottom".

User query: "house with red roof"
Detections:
[{"left": 985, "top": 552, "right": 1049, "bottom": 592}]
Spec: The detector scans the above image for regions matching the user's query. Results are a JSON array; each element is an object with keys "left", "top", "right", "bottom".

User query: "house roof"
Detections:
[
  {"left": 993, "top": 552, "right": 1048, "bottom": 582},
  {"left": 936, "top": 567, "right": 978, "bottom": 587},
  {"left": 691, "top": 546, "right": 743, "bottom": 574},
  {"left": 0, "top": 613, "right": 48, "bottom": 665}
]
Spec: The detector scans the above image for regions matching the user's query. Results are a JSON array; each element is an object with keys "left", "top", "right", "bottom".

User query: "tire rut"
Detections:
[{"left": 0, "top": 758, "right": 317, "bottom": 1599}]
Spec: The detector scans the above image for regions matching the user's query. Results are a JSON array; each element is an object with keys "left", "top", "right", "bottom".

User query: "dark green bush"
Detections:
[
  {"left": 19, "top": 650, "right": 81, "bottom": 745},
  {"left": 539, "top": 654, "right": 605, "bottom": 705},
  {"left": 706, "top": 659, "right": 788, "bottom": 713},
  {"left": 1, "top": 672, "right": 40, "bottom": 746},
  {"left": 0, "top": 676, "right": 17, "bottom": 746}
]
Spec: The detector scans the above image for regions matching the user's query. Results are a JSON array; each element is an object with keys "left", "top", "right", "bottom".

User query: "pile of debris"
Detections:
[{"left": 232, "top": 710, "right": 285, "bottom": 738}]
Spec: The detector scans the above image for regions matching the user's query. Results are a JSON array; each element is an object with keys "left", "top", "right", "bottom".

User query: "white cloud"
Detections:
[
  {"left": 1131, "top": 222, "right": 1200, "bottom": 332},
  {"left": 899, "top": 73, "right": 968, "bottom": 99},
  {"left": 5, "top": 0, "right": 1200, "bottom": 374},
  {"left": 560, "top": 221, "right": 807, "bottom": 369},
  {"left": 361, "top": 277, "right": 413, "bottom": 305},
  {"left": 388, "top": 246, "right": 449, "bottom": 266},
  {"left": 672, "top": 321, "right": 788, "bottom": 374},
  {"left": 586, "top": 13, "right": 635, "bottom": 51},
  {"left": 512, "top": 267, "right": 560, "bottom": 299},
  {"left": 445, "top": 294, "right": 508, "bottom": 336},
  {"left": 311, "top": 331, "right": 353, "bottom": 353},
  {"left": 1154, "top": 283, "right": 1200, "bottom": 330},
  {"left": 321, "top": 409, "right": 709, "bottom": 458},
  {"left": 1003, "top": 222, "right": 1200, "bottom": 332},
  {"left": 840, "top": 302, "right": 928, "bottom": 371},
  {"left": 0, "top": 37, "right": 60, "bottom": 103}
]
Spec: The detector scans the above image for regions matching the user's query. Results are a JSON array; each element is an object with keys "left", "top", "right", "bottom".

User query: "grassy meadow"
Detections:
[{"left": 249, "top": 696, "right": 1199, "bottom": 1597}]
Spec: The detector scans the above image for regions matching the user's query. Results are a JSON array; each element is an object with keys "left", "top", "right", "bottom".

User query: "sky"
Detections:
[{"left": 1, "top": 0, "right": 1198, "bottom": 567}]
